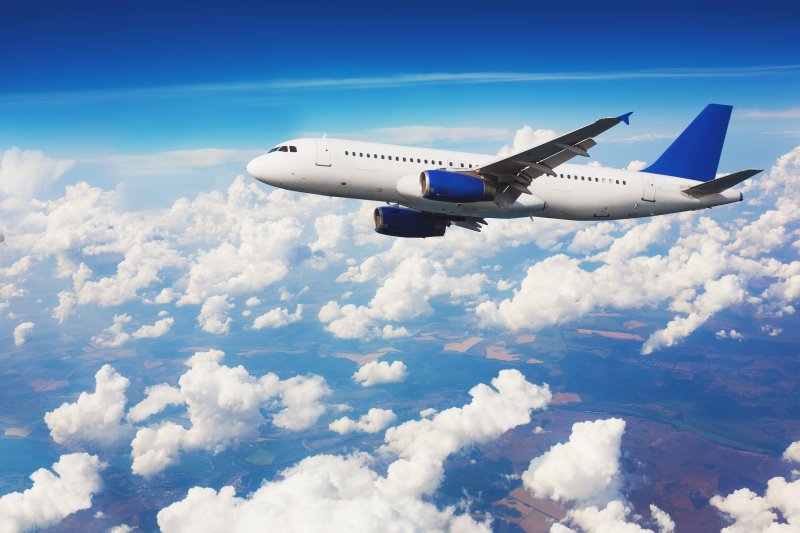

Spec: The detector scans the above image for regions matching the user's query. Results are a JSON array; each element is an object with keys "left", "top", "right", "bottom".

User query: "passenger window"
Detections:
[
  {"left": 403, "top": 157, "right": 407, "bottom": 162},
  {"left": 595, "top": 177, "right": 599, "bottom": 182},
  {"left": 381, "top": 155, "right": 385, "bottom": 159},
  {"left": 469, "top": 164, "right": 472, "bottom": 168},
  {"left": 439, "top": 161, "right": 443, "bottom": 166},
  {"left": 417, "top": 158, "right": 421, "bottom": 163},
  {"left": 367, "top": 154, "right": 370, "bottom": 158},
  {"left": 581, "top": 176, "right": 585, "bottom": 181},
  {"left": 616, "top": 179, "right": 619, "bottom": 184},
  {"left": 289, "top": 146, "right": 297, "bottom": 152},
  {"left": 424, "top": 159, "right": 428, "bottom": 164},
  {"left": 623, "top": 181, "right": 627, "bottom": 185},
  {"left": 345, "top": 151, "right": 349, "bottom": 155},
  {"left": 360, "top": 153, "right": 363, "bottom": 157},
  {"left": 449, "top": 161, "right": 453, "bottom": 167}
]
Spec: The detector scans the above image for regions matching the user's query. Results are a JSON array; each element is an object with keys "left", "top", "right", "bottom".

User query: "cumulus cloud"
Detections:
[
  {"left": 784, "top": 441, "right": 800, "bottom": 464},
  {"left": 44, "top": 365, "right": 131, "bottom": 447},
  {"left": 91, "top": 314, "right": 132, "bottom": 347},
  {"left": 352, "top": 360, "right": 408, "bottom": 387},
  {"left": 157, "top": 369, "right": 549, "bottom": 533},
  {"left": 524, "top": 418, "right": 676, "bottom": 533},
  {"left": 716, "top": 329, "right": 745, "bottom": 340},
  {"left": 711, "top": 476, "right": 800, "bottom": 533},
  {"left": 498, "top": 125, "right": 558, "bottom": 156},
  {"left": 0, "top": 146, "right": 74, "bottom": 199},
  {"left": 522, "top": 418, "right": 625, "bottom": 505},
  {"left": 13, "top": 321, "right": 34, "bottom": 346},
  {"left": 130, "top": 350, "right": 329, "bottom": 477},
  {"left": 126, "top": 384, "right": 183, "bottom": 423},
  {"left": 132, "top": 316, "right": 174, "bottom": 339},
  {"left": 321, "top": 256, "right": 486, "bottom": 339},
  {"left": 329, "top": 408, "right": 397, "bottom": 435},
  {"left": 197, "top": 295, "right": 233, "bottom": 334},
  {"left": 157, "top": 453, "right": 490, "bottom": 533},
  {"left": 563, "top": 500, "right": 674, "bottom": 533},
  {"left": 381, "top": 369, "right": 551, "bottom": 498},
  {"left": 252, "top": 304, "right": 303, "bottom": 329},
  {"left": 0, "top": 453, "right": 104, "bottom": 533}
]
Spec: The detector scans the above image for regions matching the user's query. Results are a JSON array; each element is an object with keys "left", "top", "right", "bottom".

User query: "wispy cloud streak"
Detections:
[{"left": 3, "top": 65, "right": 800, "bottom": 105}]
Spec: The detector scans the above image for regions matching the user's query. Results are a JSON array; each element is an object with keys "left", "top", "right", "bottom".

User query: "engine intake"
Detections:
[
  {"left": 373, "top": 206, "right": 448, "bottom": 238},
  {"left": 420, "top": 170, "right": 496, "bottom": 203}
]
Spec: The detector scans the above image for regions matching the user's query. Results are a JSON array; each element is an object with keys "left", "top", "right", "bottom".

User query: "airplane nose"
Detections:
[{"left": 246, "top": 156, "right": 262, "bottom": 178}]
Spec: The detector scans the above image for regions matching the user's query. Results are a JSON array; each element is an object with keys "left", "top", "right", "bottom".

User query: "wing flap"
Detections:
[{"left": 683, "top": 168, "right": 761, "bottom": 197}]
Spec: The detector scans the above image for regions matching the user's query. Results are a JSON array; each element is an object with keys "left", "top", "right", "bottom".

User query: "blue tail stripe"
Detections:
[{"left": 642, "top": 104, "right": 732, "bottom": 182}]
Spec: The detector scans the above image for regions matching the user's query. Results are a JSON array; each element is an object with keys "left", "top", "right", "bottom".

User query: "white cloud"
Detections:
[
  {"left": 132, "top": 316, "right": 174, "bottom": 339},
  {"left": 91, "top": 314, "right": 132, "bottom": 347},
  {"left": 271, "top": 375, "right": 330, "bottom": 431},
  {"left": 13, "top": 321, "right": 34, "bottom": 346},
  {"left": 352, "top": 360, "right": 408, "bottom": 387},
  {"left": 88, "top": 148, "right": 259, "bottom": 177},
  {"left": 650, "top": 504, "right": 676, "bottom": 533},
  {"left": 329, "top": 408, "right": 397, "bottom": 435},
  {"left": 157, "top": 369, "right": 550, "bottom": 533},
  {"left": 627, "top": 159, "right": 648, "bottom": 171},
  {"left": 0, "top": 453, "right": 105, "bottom": 533},
  {"left": 157, "top": 453, "right": 491, "bottom": 533},
  {"left": 381, "top": 369, "right": 552, "bottom": 498},
  {"left": 177, "top": 216, "right": 303, "bottom": 306},
  {"left": 711, "top": 476, "right": 800, "bottom": 533},
  {"left": 380, "top": 324, "right": 411, "bottom": 338},
  {"left": 522, "top": 418, "right": 625, "bottom": 505},
  {"left": 784, "top": 441, "right": 800, "bottom": 464},
  {"left": 0, "top": 147, "right": 74, "bottom": 199},
  {"left": 642, "top": 275, "right": 745, "bottom": 354},
  {"left": 564, "top": 500, "right": 667, "bottom": 533},
  {"left": 126, "top": 384, "right": 183, "bottom": 423},
  {"left": 197, "top": 295, "right": 233, "bottom": 334},
  {"left": 498, "top": 125, "right": 558, "bottom": 156},
  {"left": 244, "top": 296, "right": 260, "bottom": 307},
  {"left": 130, "top": 350, "right": 329, "bottom": 477},
  {"left": 252, "top": 304, "right": 303, "bottom": 329},
  {"left": 716, "top": 329, "right": 744, "bottom": 340},
  {"left": 738, "top": 107, "right": 800, "bottom": 120},
  {"left": 44, "top": 364, "right": 131, "bottom": 447},
  {"left": 321, "top": 256, "right": 486, "bottom": 339}
]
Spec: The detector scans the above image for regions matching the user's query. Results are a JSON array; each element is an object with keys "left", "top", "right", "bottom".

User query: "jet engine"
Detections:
[
  {"left": 420, "top": 170, "right": 496, "bottom": 203},
  {"left": 373, "top": 206, "right": 448, "bottom": 238}
]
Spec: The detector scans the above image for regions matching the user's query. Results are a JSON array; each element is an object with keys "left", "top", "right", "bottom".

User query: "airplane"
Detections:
[{"left": 246, "top": 104, "right": 761, "bottom": 238}]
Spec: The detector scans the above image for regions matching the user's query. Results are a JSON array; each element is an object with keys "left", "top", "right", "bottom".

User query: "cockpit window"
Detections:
[
  {"left": 268, "top": 147, "right": 279, "bottom": 153},
  {"left": 289, "top": 146, "right": 297, "bottom": 152},
  {"left": 278, "top": 146, "right": 288, "bottom": 152}
]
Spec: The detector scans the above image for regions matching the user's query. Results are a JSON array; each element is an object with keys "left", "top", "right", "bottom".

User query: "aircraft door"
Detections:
[
  {"left": 315, "top": 138, "right": 331, "bottom": 167},
  {"left": 642, "top": 177, "right": 656, "bottom": 202}
]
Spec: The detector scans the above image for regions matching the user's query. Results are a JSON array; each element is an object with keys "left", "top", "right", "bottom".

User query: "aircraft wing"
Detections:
[{"left": 475, "top": 112, "right": 632, "bottom": 198}]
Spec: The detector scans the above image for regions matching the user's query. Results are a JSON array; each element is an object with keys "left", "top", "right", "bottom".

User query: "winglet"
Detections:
[{"left": 617, "top": 112, "right": 633, "bottom": 125}]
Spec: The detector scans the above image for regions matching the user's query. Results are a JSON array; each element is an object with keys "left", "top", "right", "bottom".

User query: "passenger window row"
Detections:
[
  {"left": 344, "top": 150, "right": 475, "bottom": 169},
  {"left": 559, "top": 173, "right": 626, "bottom": 185}
]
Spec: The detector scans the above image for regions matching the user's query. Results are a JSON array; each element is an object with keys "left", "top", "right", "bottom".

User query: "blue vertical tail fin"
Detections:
[{"left": 642, "top": 104, "right": 732, "bottom": 182}]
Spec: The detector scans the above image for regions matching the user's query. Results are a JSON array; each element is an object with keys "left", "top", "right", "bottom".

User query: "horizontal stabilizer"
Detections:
[{"left": 683, "top": 168, "right": 761, "bottom": 197}]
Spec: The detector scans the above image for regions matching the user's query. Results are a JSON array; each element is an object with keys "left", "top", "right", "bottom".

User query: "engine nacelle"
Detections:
[
  {"left": 420, "top": 170, "right": 496, "bottom": 203},
  {"left": 373, "top": 206, "right": 448, "bottom": 238}
]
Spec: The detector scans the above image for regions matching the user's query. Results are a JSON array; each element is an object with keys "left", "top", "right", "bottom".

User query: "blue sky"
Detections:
[{"left": 2, "top": 0, "right": 798, "bottom": 184}]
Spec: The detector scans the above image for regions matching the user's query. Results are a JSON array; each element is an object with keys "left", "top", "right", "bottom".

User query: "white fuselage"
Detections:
[{"left": 246, "top": 137, "right": 742, "bottom": 221}]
